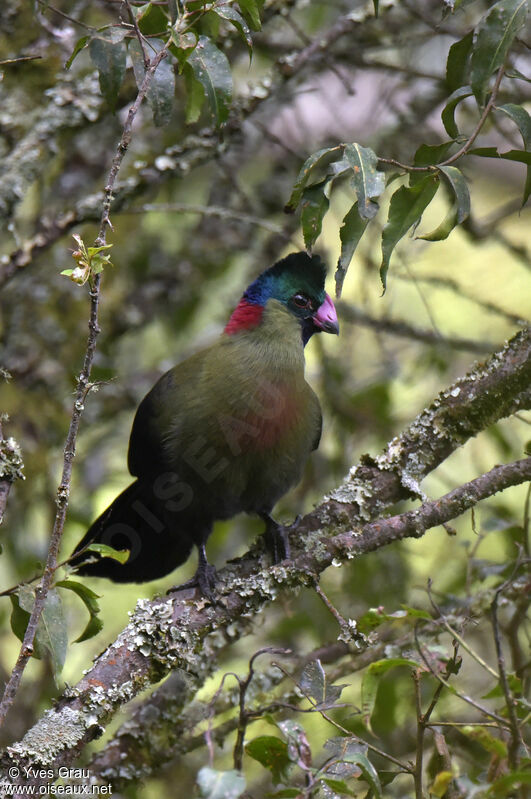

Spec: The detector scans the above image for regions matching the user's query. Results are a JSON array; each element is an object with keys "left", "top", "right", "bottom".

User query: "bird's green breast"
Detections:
[{"left": 159, "top": 300, "right": 322, "bottom": 515}]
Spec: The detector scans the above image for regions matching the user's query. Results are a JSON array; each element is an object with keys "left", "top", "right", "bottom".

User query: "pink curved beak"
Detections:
[{"left": 313, "top": 292, "right": 339, "bottom": 335}]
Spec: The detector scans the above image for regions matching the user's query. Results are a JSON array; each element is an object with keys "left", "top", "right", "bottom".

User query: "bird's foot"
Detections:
[
  {"left": 260, "top": 513, "right": 299, "bottom": 564},
  {"left": 167, "top": 543, "right": 218, "bottom": 602}
]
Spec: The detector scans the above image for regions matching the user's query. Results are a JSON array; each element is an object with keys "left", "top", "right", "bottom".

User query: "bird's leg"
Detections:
[
  {"left": 259, "top": 513, "right": 300, "bottom": 563},
  {"left": 167, "top": 542, "right": 217, "bottom": 601}
]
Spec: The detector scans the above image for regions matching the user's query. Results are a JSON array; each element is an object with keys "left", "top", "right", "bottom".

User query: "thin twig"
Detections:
[
  {"left": 0, "top": 39, "right": 171, "bottom": 730},
  {"left": 490, "top": 587, "right": 525, "bottom": 770},
  {"left": 427, "top": 584, "right": 499, "bottom": 680}
]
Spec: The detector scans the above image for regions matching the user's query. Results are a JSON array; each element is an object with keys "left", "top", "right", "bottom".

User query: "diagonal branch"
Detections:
[{"left": 1, "top": 327, "right": 529, "bottom": 787}]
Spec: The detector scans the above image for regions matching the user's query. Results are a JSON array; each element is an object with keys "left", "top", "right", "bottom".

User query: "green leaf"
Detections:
[
  {"left": 417, "top": 206, "right": 458, "bottom": 242},
  {"left": 197, "top": 768, "right": 245, "bottom": 799},
  {"left": 323, "top": 742, "right": 382, "bottom": 799},
  {"left": 482, "top": 672, "right": 522, "bottom": 698},
  {"left": 441, "top": 85, "right": 473, "bottom": 139},
  {"left": 129, "top": 39, "right": 175, "bottom": 127},
  {"left": 344, "top": 143, "right": 385, "bottom": 220},
  {"left": 56, "top": 580, "right": 103, "bottom": 643},
  {"left": 487, "top": 770, "right": 531, "bottom": 796},
  {"left": 469, "top": 147, "right": 531, "bottom": 165},
  {"left": 134, "top": 2, "right": 169, "bottom": 36},
  {"left": 445, "top": 30, "right": 474, "bottom": 92},
  {"left": 460, "top": 726, "right": 508, "bottom": 758},
  {"left": 335, "top": 203, "right": 369, "bottom": 297},
  {"left": 89, "top": 33, "right": 127, "bottom": 110},
  {"left": 438, "top": 165, "right": 470, "bottom": 223},
  {"left": 496, "top": 103, "right": 531, "bottom": 204},
  {"left": 245, "top": 736, "right": 292, "bottom": 785},
  {"left": 11, "top": 586, "right": 67, "bottom": 675},
  {"left": 299, "top": 659, "right": 348, "bottom": 708},
  {"left": 285, "top": 146, "right": 343, "bottom": 213},
  {"left": 380, "top": 175, "right": 439, "bottom": 290},
  {"left": 187, "top": 36, "right": 232, "bottom": 126},
  {"left": 215, "top": 6, "right": 253, "bottom": 56},
  {"left": 170, "top": 30, "right": 198, "bottom": 68},
  {"left": 361, "top": 658, "right": 421, "bottom": 732},
  {"left": 84, "top": 542, "right": 130, "bottom": 564},
  {"left": 470, "top": 0, "right": 528, "bottom": 106},
  {"left": 429, "top": 771, "right": 455, "bottom": 798},
  {"left": 237, "top": 0, "right": 261, "bottom": 31},
  {"left": 497, "top": 103, "right": 531, "bottom": 148},
  {"left": 183, "top": 63, "right": 206, "bottom": 123},
  {"left": 411, "top": 142, "right": 454, "bottom": 183},
  {"left": 321, "top": 778, "right": 356, "bottom": 796},
  {"left": 373, "top": 0, "right": 379, "bottom": 16},
  {"left": 65, "top": 34, "right": 90, "bottom": 70},
  {"left": 300, "top": 183, "right": 329, "bottom": 250}
]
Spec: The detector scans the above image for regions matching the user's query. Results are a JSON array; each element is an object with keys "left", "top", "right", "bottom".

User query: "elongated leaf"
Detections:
[
  {"left": 469, "top": 147, "right": 531, "bottom": 165},
  {"left": 344, "top": 143, "right": 385, "bottom": 220},
  {"left": 446, "top": 30, "right": 474, "bottom": 92},
  {"left": 56, "top": 579, "right": 103, "bottom": 643},
  {"left": 438, "top": 165, "right": 470, "bottom": 223},
  {"left": 285, "top": 146, "right": 342, "bottom": 212},
  {"left": 11, "top": 586, "right": 68, "bottom": 675},
  {"left": 335, "top": 202, "right": 369, "bottom": 297},
  {"left": 380, "top": 175, "right": 439, "bottom": 290},
  {"left": 417, "top": 206, "right": 458, "bottom": 242},
  {"left": 85, "top": 542, "right": 130, "bottom": 564},
  {"left": 461, "top": 726, "right": 508, "bottom": 758},
  {"left": 183, "top": 62, "right": 206, "bottom": 123},
  {"left": 129, "top": 39, "right": 175, "bottom": 126},
  {"left": 441, "top": 85, "right": 473, "bottom": 139},
  {"left": 238, "top": 0, "right": 261, "bottom": 31},
  {"left": 65, "top": 34, "right": 90, "bottom": 70},
  {"left": 187, "top": 36, "right": 232, "bottom": 125},
  {"left": 496, "top": 103, "right": 531, "bottom": 204},
  {"left": 470, "top": 0, "right": 528, "bottom": 106},
  {"left": 361, "top": 658, "right": 421, "bottom": 732},
  {"left": 245, "top": 736, "right": 292, "bottom": 784},
  {"left": 197, "top": 768, "right": 245, "bottom": 799},
  {"left": 215, "top": 6, "right": 253, "bottom": 56},
  {"left": 89, "top": 33, "right": 127, "bottom": 110},
  {"left": 487, "top": 771, "right": 531, "bottom": 796},
  {"left": 497, "top": 103, "right": 531, "bottom": 148},
  {"left": 301, "top": 183, "right": 329, "bottom": 249}
]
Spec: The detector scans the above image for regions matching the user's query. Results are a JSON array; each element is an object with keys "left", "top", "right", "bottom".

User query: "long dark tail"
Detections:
[{"left": 71, "top": 479, "right": 196, "bottom": 583}]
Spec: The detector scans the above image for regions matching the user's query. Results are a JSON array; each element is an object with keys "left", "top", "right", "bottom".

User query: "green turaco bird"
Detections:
[{"left": 72, "top": 252, "right": 339, "bottom": 596}]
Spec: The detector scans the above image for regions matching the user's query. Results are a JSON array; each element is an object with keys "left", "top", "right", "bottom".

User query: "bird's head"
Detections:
[{"left": 225, "top": 252, "right": 339, "bottom": 345}]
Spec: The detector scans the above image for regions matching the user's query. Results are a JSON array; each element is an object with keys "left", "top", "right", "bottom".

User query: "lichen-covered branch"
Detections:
[{"left": 1, "top": 328, "right": 529, "bottom": 789}]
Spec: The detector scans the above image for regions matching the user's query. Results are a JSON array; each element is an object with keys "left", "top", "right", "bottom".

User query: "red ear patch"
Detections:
[{"left": 224, "top": 299, "right": 264, "bottom": 335}]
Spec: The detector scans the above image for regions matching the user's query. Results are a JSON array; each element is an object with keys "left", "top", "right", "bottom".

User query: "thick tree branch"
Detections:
[{"left": 1, "top": 327, "right": 529, "bottom": 787}]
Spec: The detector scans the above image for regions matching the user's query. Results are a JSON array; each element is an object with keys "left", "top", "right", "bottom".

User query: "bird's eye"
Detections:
[{"left": 292, "top": 293, "right": 312, "bottom": 309}]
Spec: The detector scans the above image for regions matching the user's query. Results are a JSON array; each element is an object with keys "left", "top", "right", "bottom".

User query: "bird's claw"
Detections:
[
  {"left": 167, "top": 562, "right": 218, "bottom": 603},
  {"left": 261, "top": 513, "right": 294, "bottom": 563}
]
